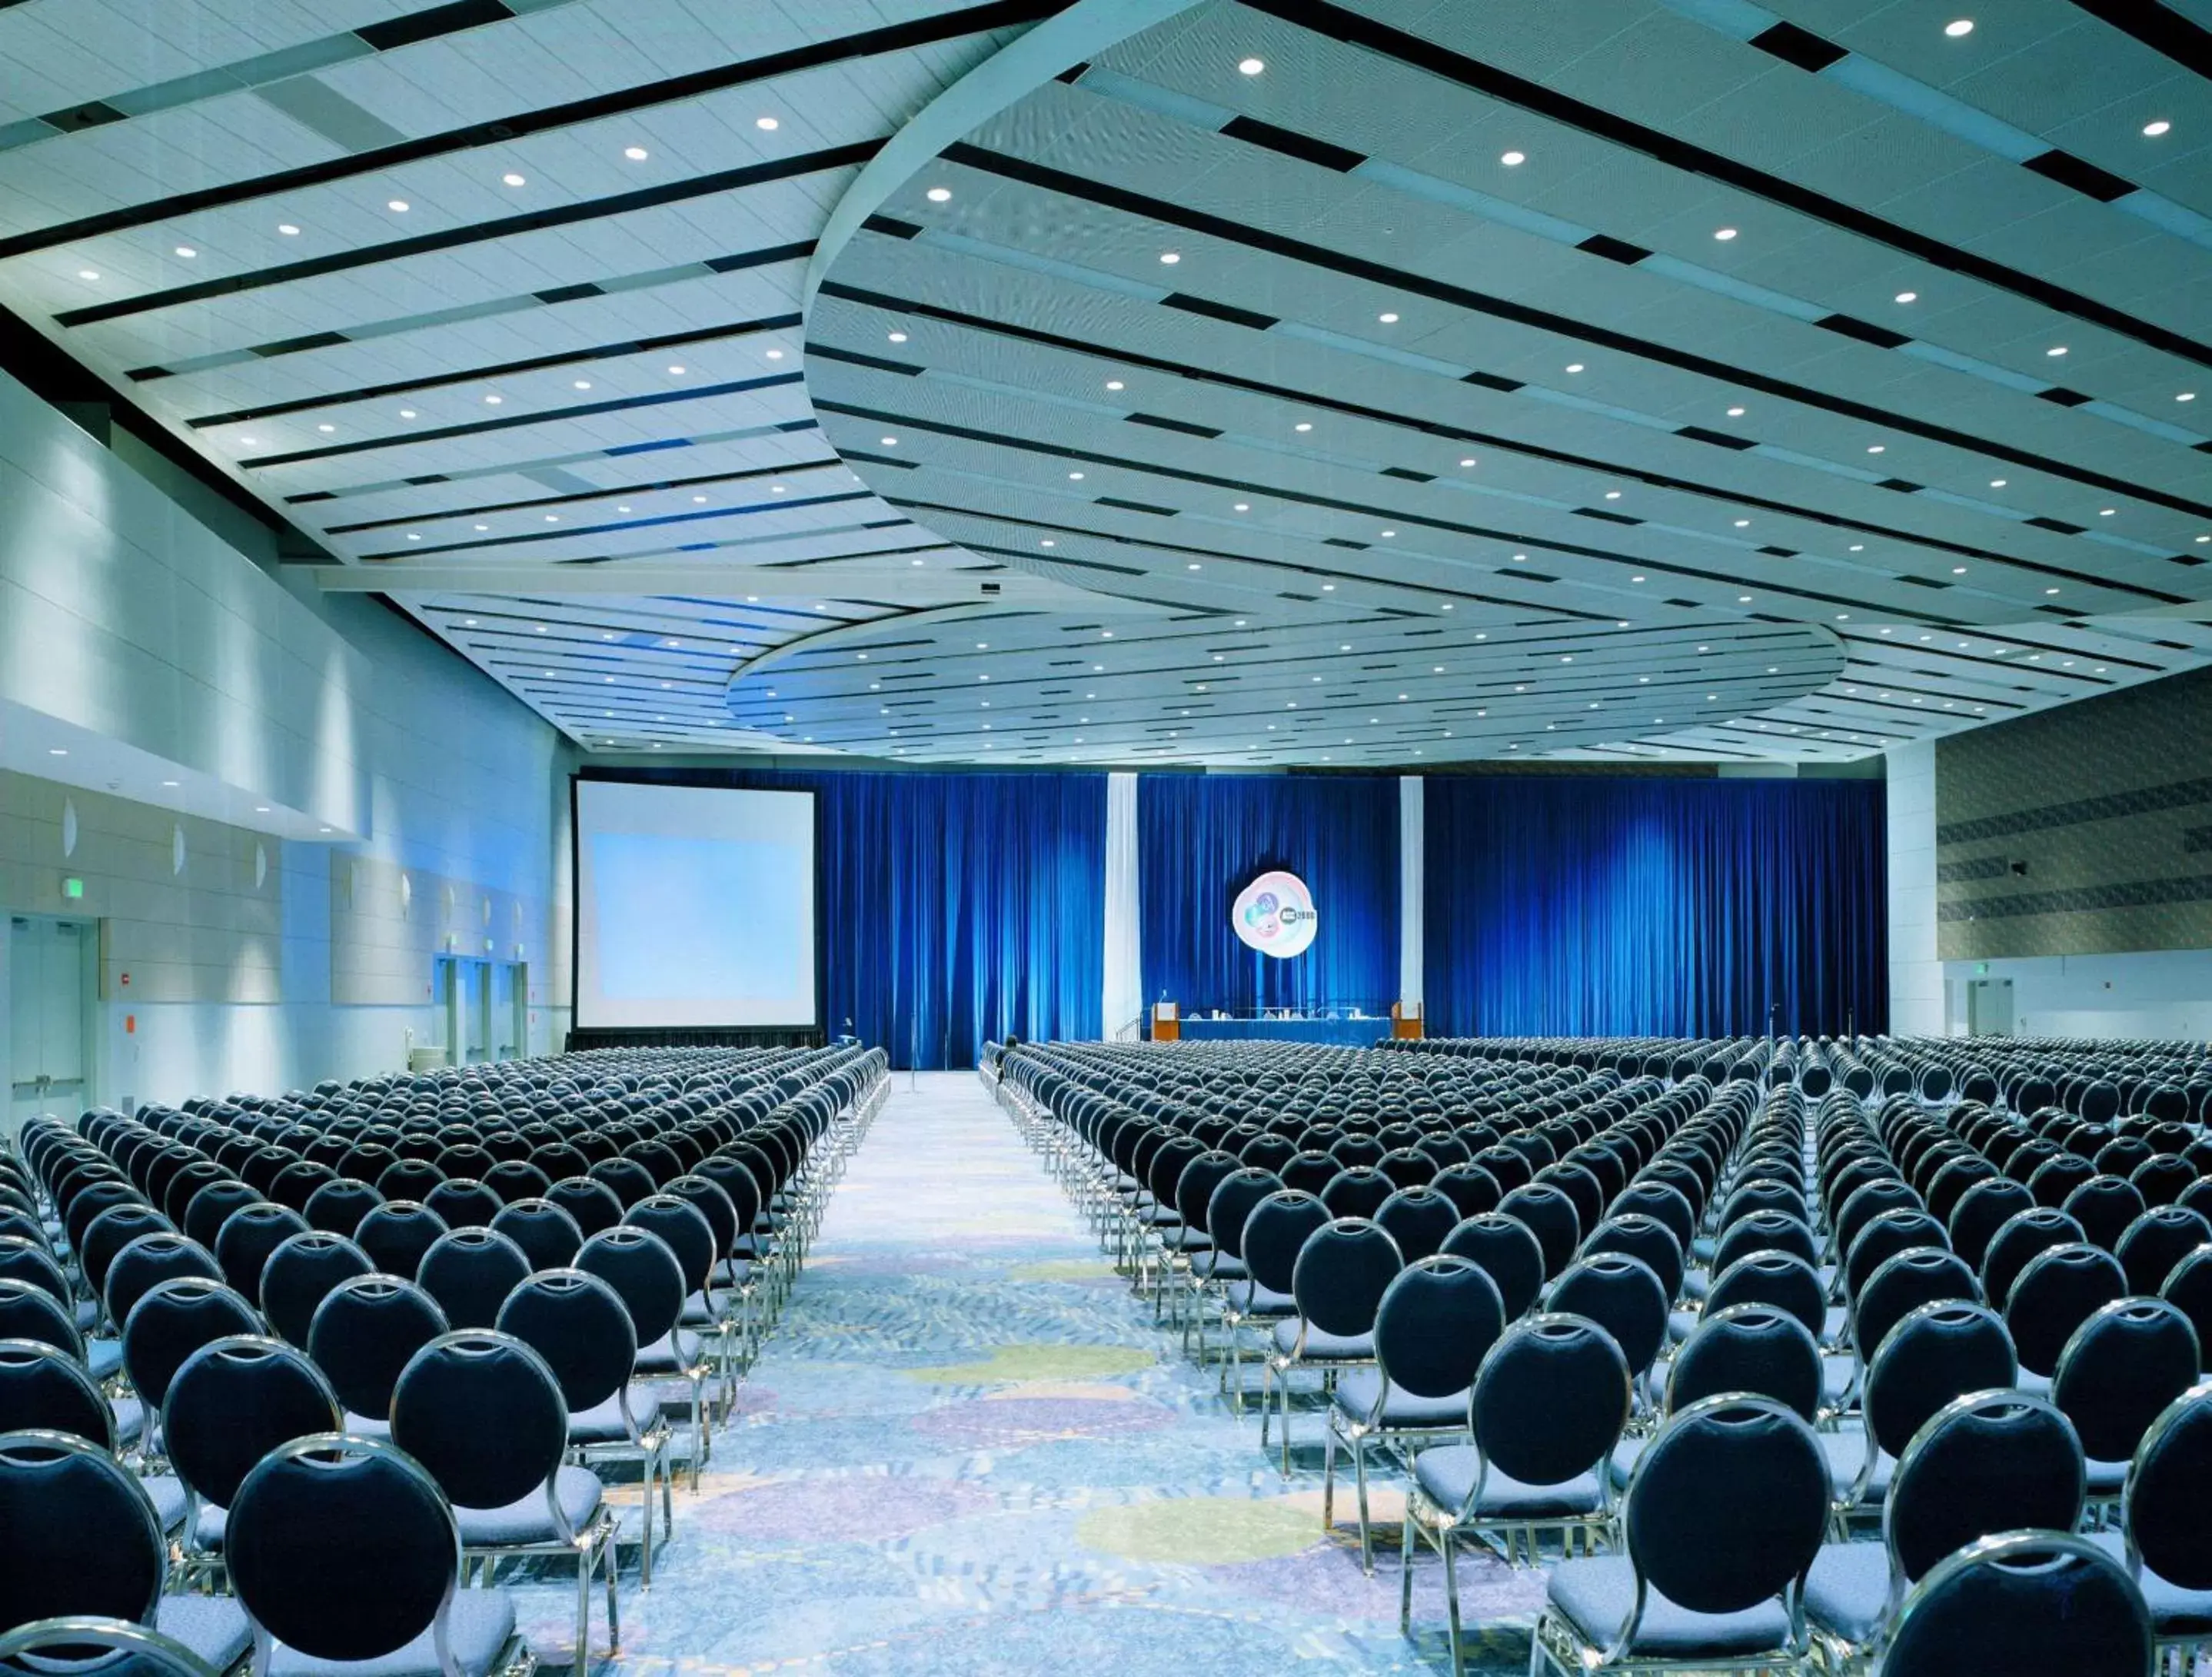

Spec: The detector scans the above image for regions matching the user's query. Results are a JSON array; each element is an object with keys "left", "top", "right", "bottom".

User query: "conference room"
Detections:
[{"left": 2, "top": 0, "right": 2210, "bottom": 1672}]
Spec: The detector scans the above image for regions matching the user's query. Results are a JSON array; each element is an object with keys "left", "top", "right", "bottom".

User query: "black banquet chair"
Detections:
[{"left": 1881, "top": 1532, "right": 2151, "bottom": 1677}]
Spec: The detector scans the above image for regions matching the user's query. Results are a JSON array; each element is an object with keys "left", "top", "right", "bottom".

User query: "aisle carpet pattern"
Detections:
[{"left": 510, "top": 1073, "right": 1542, "bottom": 1675}]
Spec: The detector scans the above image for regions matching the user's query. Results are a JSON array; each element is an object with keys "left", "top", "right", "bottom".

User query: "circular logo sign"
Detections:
[{"left": 1232, "top": 870, "right": 1318, "bottom": 959}]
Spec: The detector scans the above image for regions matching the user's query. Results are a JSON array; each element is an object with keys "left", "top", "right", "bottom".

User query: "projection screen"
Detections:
[{"left": 573, "top": 781, "right": 818, "bottom": 1029}]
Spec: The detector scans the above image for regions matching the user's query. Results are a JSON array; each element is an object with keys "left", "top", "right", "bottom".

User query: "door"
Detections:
[
  {"left": 9, "top": 917, "right": 91, "bottom": 1131},
  {"left": 492, "top": 963, "right": 523, "bottom": 1060},
  {"left": 1967, "top": 978, "right": 2014, "bottom": 1036},
  {"left": 468, "top": 961, "right": 492, "bottom": 1063}
]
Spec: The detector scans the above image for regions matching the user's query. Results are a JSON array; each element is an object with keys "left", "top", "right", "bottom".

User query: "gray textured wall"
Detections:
[{"left": 1936, "top": 663, "right": 2212, "bottom": 961}]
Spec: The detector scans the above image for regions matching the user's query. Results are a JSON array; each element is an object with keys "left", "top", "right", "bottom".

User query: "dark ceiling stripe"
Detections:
[
  {"left": 361, "top": 489, "right": 873, "bottom": 557},
  {"left": 241, "top": 371, "right": 803, "bottom": 467},
  {"left": 2064, "top": 0, "right": 2212, "bottom": 78},
  {"left": 0, "top": 0, "right": 1056, "bottom": 260},
  {"left": 188, "top": 309, "right": 807, "bottom": 428},
  {"left": 321, "top": 454, "right": 847, "bottom": 532},
  {"left": 938, "top": 141, "right": 2212, "bottom": 522},
  {"left": 354, "top": 0, "right": 511, "bottom": 52},
  {"left": 54, "top": 145, "right": 876, "bottom": 328},
  {"left": 1240, "top": 0, "right": 2212, "bottom": 371},
  {"left": 812, "top": 291, "right": 2187, "bottom": 600}
]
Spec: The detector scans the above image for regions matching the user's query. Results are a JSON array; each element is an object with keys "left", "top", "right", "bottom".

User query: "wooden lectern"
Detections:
[
  {"left": 1152, "top": 1000, "right": 1179, "bottom": 1043},
  {"left": 1391, "top": 1000, "right": 1424, "bottom": 1040}
]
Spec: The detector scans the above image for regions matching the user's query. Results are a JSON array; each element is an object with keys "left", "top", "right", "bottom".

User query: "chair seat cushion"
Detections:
[
  {"left": 141, "top": 1472, "right": 187, "bottom": 1534},
  {"left": 1607, "top": 1437, "right": 1645, "bottom": 1490},
  {"left": 679, "top": 1292, "right": 726, "bottom": 1328},
  {"left": 1224, "top": 1281, "right": 1294, "bottom": 1318},
  {"left": 2087, "top": 1532, "right": 2212, "bottom": 1635},
  {"left": 1818, "top": 1430, "right": 1893, "bottom": 1503},
  {"left": 111, "top": 1395, "right": 145, "bottom": 1449},
  {"left": 1271, "top": 1319, "right": 1373, "bottom": 1362},
  {"left": 570, "top": 1387, "right": 664, "bottom": 1444},
  {"left": 633, "top": 1332, "right": 704, "bottom": 1377},
  {"left": 1192, "top": 1252, "right": 1248, "bottom": 1282},
  {"left": 1667, "top": 1309, "right": 1698, "bottom": 1345},
  {"left": 2017, "top": 1368, "right": 2052, "bottom": 1398},
  {"left": 1548, "top": 1556, "right": 1795, "bottom": 1659},
  {"left": 195, "top": 1502, "right": 228, "bottom": 1549},
  {"left": 157, "top": 1592, "right": 254, "bottom": 1672},
  {"left": 455, "top": 1466, "right": 604, "bottom": 1546},
  {"left": 1821, "top": 1355, "right": 1855, "bottom": 1409},
  {"left": 88, "top": 1337, "right": 122, "bottom": 1381},
  {"left": 1804, "top": 1539, "right": 1893, "bottom": 1644},
  {"left": 2084, "top": 1457, "right": 2127, "bottom": 1499},
  {"left": 1159, "top": 1227, "right": 1212, "bottom": 1253},
  {"left": 1330, "top": 1369, "right": 1467, "bottom": 1431},
  {"left": 1683, "top": 1271, "right": 1711, "bottom": 1303},
  {"left": 343, "top": 1410, "right": 392, "bottom": 1442},
  {"left": 1416, "top": 1444, "right": 1605, "bottom": 1519},
  {"left": 267, "top": 1588, "right": 517, "bottom": 1677}
]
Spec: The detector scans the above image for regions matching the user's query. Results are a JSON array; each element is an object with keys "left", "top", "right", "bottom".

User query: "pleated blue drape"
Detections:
[
  {"left": 1139, "top": 774, "right": 1400, "bottom": 1015},
  {"left": 596, "top": 770, "right": 1104, "bottom": 1069},
  {"left": 1422, "top": 776, "right": 1887, "bottom": 1037}
]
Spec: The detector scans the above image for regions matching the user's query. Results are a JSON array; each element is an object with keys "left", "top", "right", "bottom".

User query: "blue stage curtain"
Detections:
[
  {"left": 1139, "top": 774, "right": 1399, "bottom": 1016},
  {"left": 598, "top": 769, "right": 1104, "bottom": 1069},
  {"left": 1423, "top": 776, "right": 1887, "bottom": 1037}
]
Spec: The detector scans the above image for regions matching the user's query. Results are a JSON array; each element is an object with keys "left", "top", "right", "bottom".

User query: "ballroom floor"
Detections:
[{"left": 507, "top": 1071, "right": 1544, "bottom": 1676}]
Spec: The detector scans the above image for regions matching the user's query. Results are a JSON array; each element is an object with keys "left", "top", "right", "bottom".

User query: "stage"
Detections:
[{"left": 1168, "top": 1017, "right": 1390, "bottom": 1048}]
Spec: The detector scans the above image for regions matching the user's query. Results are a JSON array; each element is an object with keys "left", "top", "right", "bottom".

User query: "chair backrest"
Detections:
[
  {"left": 1469, "top": 1313, "right": 1631, "bottom": 1489},
  {"left": 415, "top": 1226, "right": 531, "bottom": 1331},
  {"left": 575, "top": 1226, "right": 685, "bottom": 1346},
  {"left": 1545, "top": 1251, "right": 1668, "bottom": 1377},
  {"left": 0, "top": 1280, "right": 80, "bottom": 1362},
  {"left": 1581, "top": 1213, "right": 1685, "bottom": 1303},
  {"left": 211, "top": 1203, "right": 308, "bottom": 1303},
  {"left": 258, "top": 1231, "right": 373, "bottom": 1347},
  {"left": 2125, "top": 1379, "right": 2212, "bottom": 1590},
  {"left": 1319, "top": 1167, "right": 1393, "bottom": 1223},
  {"left": 374, "top": 1160, "right": 447, "bottom": 1204},
  {"left": 1844, "top": 1208, "right": 1951, "bottom": 1300},
  {"left": 0, "top": 1429, "right": 165, "bottom": 1628},
  {"left": 544, "top": 1176, "right": 628, "bottom": 1242},
  {"left": 1289, "top": 1219, "right": 1401, "bottom": 1339},
  {"left": 2117, "top": 1205, "right": 2212, "bottom": 1297},
  {"left": 421, "top": 1176, "right": 503, "bottom": 1230},
  {"left": 1704, "top": 1248, "right": 1826, "bottom": 1339},
  {"left": 2062, "top": 1174, "right": 2147, "bottom": 1254},
  {"left": 302, "top": 1177, "right": 384, "bottom": 1239},
  {"left": 2051, "top": 1296, "right": 2201, "bottom": 1466},
  {"left": 391, "top": 1329, "right": 567, "bottom": 1512},
  {"left": 1613, "top": 1179, "right": 1698, "bottom": 1253},
  {"left": 622, "top": 1196, "right": 715, "bottom": 1297},
  {"left": 487, "top": 1198, "right": 584, "bottom": 1273},
  {"left": 1372, "top": 1255, "right": 1503, "bottom": 1401},
  {"left": 1854, "top": 1247, "right": 1981, "bottom": 1364},
  {"left": 0, "top": 1340, "right": 112, "bottom": 1450},
  {"left": 0, "top": 1615, "right": 216, "bottom": 1677},
  {"left": 179, "top": 1180, "right": 263, "bottom": 1256},
  {"left": 1240, "top": 1191, "right": 1329, "bottom": 1296},
  {"left": 1429, "top": 1161, "right": 1502, "bottom": 1222},
  {"left": 1374, "top": 1186, "right": 1460, "bottom": 1264},
  {"left": 2006, "top": 1242, "right": 2127, "bottom": 1378},
  {"left": 1932, "top": 1172, "right": 2033, "bottom": 1264},
  {"left": 483, "top": 1160, "right": 553, "bottom": 1205},
  {"left": 1497, "top": 1182, "right": 1581, "bottom": 1279},
  {"left": 121, "top": 1277, "right": 262, "bottom": 1412},
  {"left": 494, "top": 1269, "right": 636, "bottom": 1414},
  {"left": 163, "top": 1335, "right": 340, "bottom": 1511},
  {"left": 1981, "top": 1206, "right": 2085, "bottom": 1310},
  {"left": 1205, "top": 1169, "right": 1282, "bottom": 1260},
  {"left": 225, "top": 1436, "right": 461, "bottom": 1665},
  {"left": 1709, "top": 1208, "right": 1818, "bottom": 1276},
  {"left": 0, "top": 1239, "right": 67, "bottom": 1311},
  {"left": 307, "top": 1275, "right": 450, "bottom": 1420},
  {"left": 105, "top": 1233, "right": 221, "bottom": 1331},
  {"left": 1665, "top": 1303, "right": 1821, "bottom": 1421},
  {"left": 1885, "top": 1390, "right": 2086, "bottom": 1585},
  {"left": 1862, "top": 1300, "right": 2020, "bottom": 1463},
  {"left": 354, "top": 1201, "right": 448, "bottom": 1282},
  {"left": 1439, "top": 1213, "right": 1545, "bottom": 1321},
  {"left": 1881, "top": 1532, "right": 2151, "bottom": 1677}
]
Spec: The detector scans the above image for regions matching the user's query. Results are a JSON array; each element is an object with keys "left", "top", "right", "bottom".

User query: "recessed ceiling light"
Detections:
[
  {"left": 318, "top": 423, "right": 334, "bottom": 433},
  {"left": 1500, "top": 150, "right": 1525, "bottom": 166},
  {"left": 1105, "top": 380, "right": 1124, "bottom": 391},
  {"left": 1713, "top": 227, "right": 1738, "bottom": 241},
  {"left": 387, "top": 200, "right": 409, "bottom": 213},
  {"left": 572, "top": 379, "right": 592, "bottom": 391},
  {"left": 1294, "top": 421, "right": 1312, "bottom": 431},
  {"left": 1733, "top": 518, "right": 1751, "bottom": 527},
  {"left": 1159, "top": 251, "right": 1180, "bottom": 265},
  {"left": 162, "top": 778, "right": 180, "bottom": 787},
  {"left": 400, "top": 408, "right": 416, "bottom": 418},
  {"left": 1459, "top": 457, "right": 1476, "bottom": 467},
  {"left": 925, "top": 186, "right": 951, "bottom": 203},
  {"left": 2178, "top": 392, "right": 2196, "bottom": 403},
  {"left": 1605, "top": 491, "right": 1622, "bottom": 500},
  {"left": 174, "top": 245, "right": 196, "bottom": 258},
  {"left": 756, "top": 115, "right": 779, "bottom": 130},
  {"left": 765, "top": 348, "right": 784, "bottom": 359},
  {"left": 1239, "top": 56, "right": 1266, "bottom": 75},
  {"left": 1989, "top": 478, "right": 2007, "bottom": 487},
  {"left": 239, "top": 435, "right": 258, "bottom": 447},
  {"left": 1565, "top": 362, "right": 1585, "bottom": 374},
  {"left": 624, "top": 146, "right": 649, "bottom": 161},
  {"left": 278, "top": 221, "right": 301, "bottom": 236},
  {"left": 502, "top": 172, "right": 526, "bottom": 187},
  {"left": 881, "top": 436, "right": 897, "bottom": 445},
  {"left": 1233, "top": 501, "right": 1249, "bottom": 511},
  {"left": 1945, "top": 18, "right": 1974, "bottom": 36},
  {"left": 48, "top": 748, "right": 66, "bottom": 757},
  {"left": 1378, "top": 311, "right": 1399, "bottom": 323},
  {"left": 2046, "top": 587, "right": 2060, "bottom": 594},
  {"left": 1725, "top": 405, "right": 1745, "bottom": 418},
  {"left": 667, "top": 364, "right": 685, "bottom": 375},
  {"left": 77, "top": 268, "right": 99, "bottom": 279},
  {"left": 1322, "top": 583, "right": 1335, "bottom": 591},
  {"left": 473, "top": 524, "right": 486, "bottom": 532},
  {"left": 1867, "top": 444, "right": 1885, "bottom": 454},
  {"left": 2144, "top": 119, "right": 2171, "bottom": 137},
  {"left": 1894, "top": 291, "right": 1917, "bottom": 304},
  {"left": 887, "top": 331, "right": 907, "bottom": 343},
  {"left": 2047, "top": 345, "right": 2067, "bottom": 357}
]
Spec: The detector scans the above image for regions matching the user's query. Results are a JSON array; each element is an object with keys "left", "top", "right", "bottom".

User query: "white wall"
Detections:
[
  {"left": 0, "top": 368, "right": 573, "bottom": 1111},
  {"left": 1887, "top": 742, "right": 1942, "bottom": 1036},
  {"left": 1944, "top": 950, "right": 2212, "bottom": 1043}
]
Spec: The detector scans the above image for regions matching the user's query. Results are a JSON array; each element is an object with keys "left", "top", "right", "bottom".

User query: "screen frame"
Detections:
[{"left": 568, "top": 774, "right": 822, "bottom": 1032}]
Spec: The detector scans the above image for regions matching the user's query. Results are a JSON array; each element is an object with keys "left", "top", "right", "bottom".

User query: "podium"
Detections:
[
  {"left": 1392, "top": 1000, "right": 1424, "bottom": 1040},
  {"left": 1150, "top": 1000, "right": 1179, "bottom": 1043}
]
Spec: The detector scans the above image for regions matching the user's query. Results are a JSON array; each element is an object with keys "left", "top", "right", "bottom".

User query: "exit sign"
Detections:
[{"left": 62, "top": 876, "right": 83, "bottom": 900}]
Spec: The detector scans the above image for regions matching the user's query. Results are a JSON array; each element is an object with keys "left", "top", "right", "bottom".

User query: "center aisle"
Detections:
[{"left": 561, "top": 1072, "right": 1544, "bottom": 1676}]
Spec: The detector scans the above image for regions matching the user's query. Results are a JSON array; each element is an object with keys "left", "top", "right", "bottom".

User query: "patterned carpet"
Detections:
[{"left": 508, "top": 1073, "right": 1543, "bottom": 1676}]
